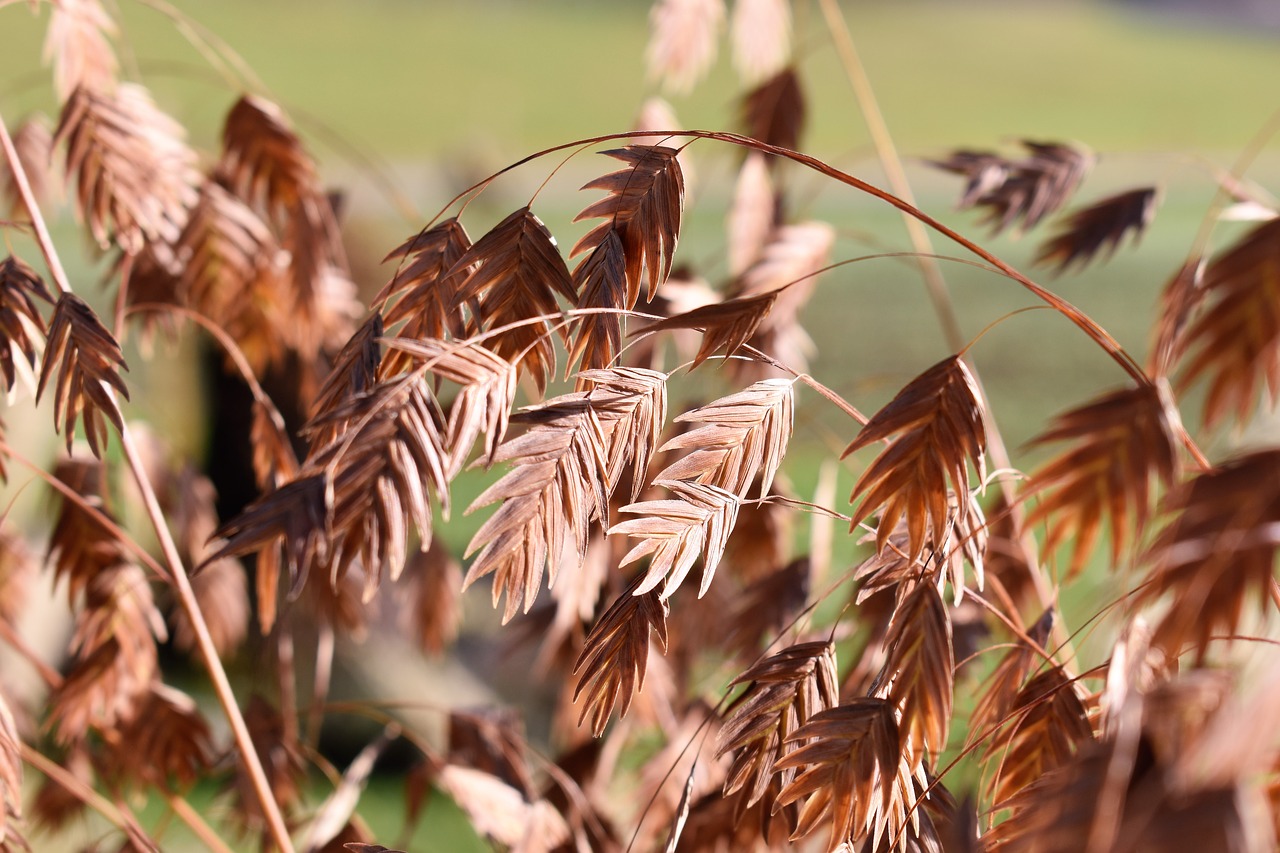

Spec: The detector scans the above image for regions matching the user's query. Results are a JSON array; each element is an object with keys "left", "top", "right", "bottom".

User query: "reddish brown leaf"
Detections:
[
  {"left": 37, "top": 293, "right": 129, "bottom": 457},
  {"left": 376, "top": 217, "right": 473, "bottom": 348}
]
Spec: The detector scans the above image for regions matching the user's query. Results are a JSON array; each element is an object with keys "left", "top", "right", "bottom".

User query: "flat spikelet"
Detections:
[
  {"left": 716, "top": 641, "right": 838, "bottom": 811},
  {"left": 844, "top": 356, "right": 986, "bottom": 563},
  {"left": 448, "top": 206, "right": 575, "bottom": 393},
  {"left": 647, "top": 0, "right": 724, "bottom": 93},
  {"left": 741, "top": 67, "right": 805, "bottom": 154},
  {"left": 1140, "top": 449, "right": 1280, "bottom": 660},
  {"left": 37, "top": 293, "right": 129, "bottom": 457},
  {"left": 773, "top": 699, "right": 902, "bottom": 850},
  {"left": 1024, "top": 382, "right": 1181, "bottom": 577},
  {"left": 56, "top": 83, "right": 198, "bottom": 253},
  {"left": 464, "top": 369, "right": 667, "bottom": 622},
  {"left": 656, "top": 377, "right": 794, "bottom": 498},
  {"left": 1177, "top": 218, "right": 1280, "bottom": 428},
  {"left": 1035, "top": 187, "right": 1159, "bottom": 273},
  {"left": 610, "top": 479, "right": 740, "bottom": 599},
  {"left": 571, "top": 145, "right": 685, "bottom": 307},
  {"left": 572, "top": 574, "right": 669, "bottom": 737},
  {"left": 376, "top": 217, "right": 473, "bottom": 348},
  {"left": 0, "top": 256, "right": 53, "bottom": 397}
]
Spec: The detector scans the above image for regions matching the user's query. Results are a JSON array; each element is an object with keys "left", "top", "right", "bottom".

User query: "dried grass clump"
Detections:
[{"left": 0, "top": 2, "right": 1275, "bottom": 852}]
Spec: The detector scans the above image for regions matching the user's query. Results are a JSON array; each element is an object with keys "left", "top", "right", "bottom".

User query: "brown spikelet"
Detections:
[
  {"left": 465, "top": 370, "right": 665, "bottom": 621},
  {"left": 38, "top": 293, "right": 128, "bottom": 456},
  {"left": 376, "top": 217, "right": 473, "bottom": 349},
  {"left": 728, "top": 220, "right": 834, "bottom": 381},
  {"left": 568, "top": 228, "right": 627, "bottom": 376},
  {"left": 1149, "top": 257, "right": 1206, "bottom": 379},
  {"left": 928, "top": 149, "right": 1010, "bottom": 211},
  {"left": 844, "top": 356, "right": 986, "bottom": 563},
  {"left": 640, "top": 289, "right": 779, "bottom": 369},
  {"left": 610, "top": 479, "right": 740, "bottom": 599},
  {"left": 399, "top": 538, "right": 462, "bottom": 656},
  {"left": 205, "top": 474, "right": 328, "bottom": 632},
  {"left": 716, "top": 641, "right": 838, "bottom": 811},
  {"left": 307, "top": 313, "right": 385, "bottom": 447},
  {"left": 1139, "top": 448, "right": 1280, "bottom": 661},
  {"left": 572, "top": 145, "right": 685, "bottom": 307},
  {"left": 174, "top": 181, "right": 281, "bottom": 325},
  {"left": 969, "top": 609, "right": 1055, "bottom": 741},
  {"left": 382, "top": 336, "right": 518, "bottom": 474},
  {"left": 218, "top": 95, "right": 321, "bottom": 214},
  {"left": 1177, "top": 218, "right": 1280, "bottom": 428},
  {"left": 984, "top": 666, "right": 1094, "bottom": 806},
  {"left": 577, "top": 366, "right": 668, "bottom": 500},
  {"left": 0, "top": 690, "right": 24, "bottom": 853},
  {"left": 56, "top": 83, "right": 198, "bottom": 253},
  {"left": 0, "top": 528, "right": 35, "bottom": 628},
  {"left": 932, "top": 140, "right": 1093, "bottom": 235},
  {"left": 462, "top": 392, "right": 608, "bottom": 623},
  {"left": 854, "top": 490, "right": 987, "bottom": 605},
  {"left": 773, "top": 698, "right": 902, "bottom": 850},
  {"left": 302, "top": 375, "right": 450, "bottom": 596},
  {"left": 647, "top": 0, "right": 724, "bottom": 93},
  {"left": 174, "top": 554, "right": 248, "bottom": 659},
  {"left": 250, "top": 397, "right": 299, "bottom": 490},
  {"left": 43, "top": 0, "right": 118, "bottom": 101},
  {"left": 163, "top": 466, "right": 249, "bottom": 658},
  {"left": 1024, "top": 382, "right": 1181, "bottom": 577},
  {"left": 656, "top": 377, "right": 794, "bottom": 498},
  {"left": 731, "top": 0, "right": 791, "bottom": 85},
  {"left": 448, "top": 206, "right": 575, "bottom": 393},
  {"left": 109, "top": 684, "right": 212, "bottom": 792},
  {"left": 1035, "top": 187, "right": 1159, "bottom": 273},
  {"left": 742, "top": 67, "right": 805, "bottom": 154},
  {"left": 49, "top": 564, "right": 162, "bottom": 744},
  {"left": 1, "top": 116, "right": 56, "bottom": 220},
  {"left": 229, "top": 696, "right": 304, "bottom": 842},
  {"left": 46, "top": 456, "right": 122, "bottom": 601},
  {"left": 880, "top": 582, "right": 954, "bottom": 762},
  {"left": 727, "top": 151, "right": 776, "bottom": 276},
  {"left": 435, "top": 764, "right": 570, "bottom": 848},
  {"left": 572, "top": 574, "right": 669, "bottom": 736},
  {"left": 0, "top": 255, "right": 53, "bottom": 397}
]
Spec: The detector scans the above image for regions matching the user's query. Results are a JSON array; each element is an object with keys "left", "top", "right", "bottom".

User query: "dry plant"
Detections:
[{"left": 0, "top": 1, "right": 1276, "bottom": 852}]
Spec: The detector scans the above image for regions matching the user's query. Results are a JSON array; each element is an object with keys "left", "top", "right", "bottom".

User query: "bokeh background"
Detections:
[{"left": 1, "top": 1, "right": 1277, "bottom": 849}]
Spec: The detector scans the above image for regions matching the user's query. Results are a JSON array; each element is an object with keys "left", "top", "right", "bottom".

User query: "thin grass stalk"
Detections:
[
  {"left": 0, "top": 111, "right": 298, "bottom": 853},
  {"left": 817, "top": 0, "right": 1062, "bottom": 649},
  {"left": 164, "top": 791, "right": 238, "bottom": 853}
]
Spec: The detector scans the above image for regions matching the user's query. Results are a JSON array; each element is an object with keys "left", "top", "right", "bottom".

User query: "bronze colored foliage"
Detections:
[{"left": 37, "top": 293, "right": 128, "bottom": 457}]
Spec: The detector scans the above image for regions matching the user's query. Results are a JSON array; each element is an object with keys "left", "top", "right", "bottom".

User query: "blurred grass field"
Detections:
[{"left": 7, "top": 0, "right": 1280, "bottom": 848}]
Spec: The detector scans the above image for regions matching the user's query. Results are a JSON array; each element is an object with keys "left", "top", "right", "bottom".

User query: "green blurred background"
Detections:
[{"left": 4, "top": 0, "right": 1278, "bottom": 849}]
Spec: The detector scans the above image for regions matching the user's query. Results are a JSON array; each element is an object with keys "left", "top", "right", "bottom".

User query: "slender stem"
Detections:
[
  {"left": 0, "top": 111, "right": 297, "bottom": 853},
  {"left": 817, "top": 0, "right": 963, "bottom": 349},
  {"left": 816, "top": 0, "right": 1077, "bottom": 652},
  {"left": 164, "top": 790, "right": 238, "bottom": 853}
]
